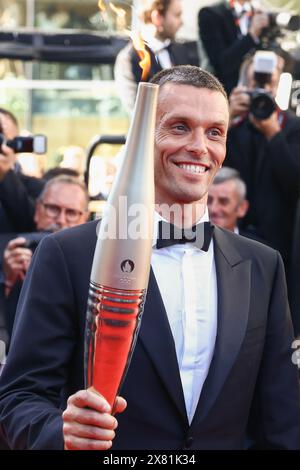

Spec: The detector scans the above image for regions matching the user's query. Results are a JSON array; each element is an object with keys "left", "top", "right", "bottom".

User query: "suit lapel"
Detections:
[
  {"left": 139, "top": 268, "right": 188, "bottom": 424},
  {"left": 139, "top": 229, "right": 251, "bottom": 428},
  {"left": 191, "top": 228, "right": 251, "bottom": 426}
]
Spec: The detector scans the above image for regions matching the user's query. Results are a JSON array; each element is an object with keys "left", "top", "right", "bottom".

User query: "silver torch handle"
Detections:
[{"left": 84, "top": 82, "right": 159, "bottom": 410}]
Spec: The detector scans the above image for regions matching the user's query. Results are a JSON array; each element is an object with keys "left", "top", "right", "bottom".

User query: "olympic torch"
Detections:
[{"left": 84, "top": 81, "right": 158, "bottom": 410}]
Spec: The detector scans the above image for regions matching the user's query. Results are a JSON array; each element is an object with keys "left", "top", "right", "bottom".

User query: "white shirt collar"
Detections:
[
  {"left": 142, "top": 29, "right": 171, "bottom": 55},
  {"left": 152, "top": 208, "right": 210, "bottom": 248},
  {"left": 233, "top": 1, "right": 252, "bottom": 15}
]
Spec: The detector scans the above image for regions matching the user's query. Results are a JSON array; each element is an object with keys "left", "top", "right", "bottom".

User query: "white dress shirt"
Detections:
[
  {"left": 143, "top": 31, "right": 173, "bottom": 69},
  {"left": 151, "top": 210, "right": 218, "bottom": 423},
  {"left": 234, "top": 1, "right": 252, "bottom": 36}
]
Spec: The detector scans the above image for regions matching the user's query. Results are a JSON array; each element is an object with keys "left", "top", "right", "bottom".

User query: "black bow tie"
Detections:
[{"left": 156, "top": 221, "right": 214, "bottom": 251}]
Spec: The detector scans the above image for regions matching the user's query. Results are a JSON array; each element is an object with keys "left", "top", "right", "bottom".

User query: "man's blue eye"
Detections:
[{"left": 209, "top": 129, "right": 221, "bottom": 136}]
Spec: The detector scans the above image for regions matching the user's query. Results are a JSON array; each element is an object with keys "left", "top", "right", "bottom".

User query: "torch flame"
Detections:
[
  {"left": 109, "top": 2, "right": 126, "bottom": 19},
  {"left": 131, "top": 31, "right": 151, "bottom": 82},
  {"left": 98, "top": 1, "right": 151, "bottom": 80},
  {"left": 98, "top": 0, "right": 106, "bottom": 12}
]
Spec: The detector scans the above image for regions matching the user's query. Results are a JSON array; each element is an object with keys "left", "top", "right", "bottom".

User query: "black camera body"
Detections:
[
  {"left": 0, "top": 133, "right": 47, "bottom": 154},
  {"left": 248, "top": 88, "right": 277, "bottom": 120},
  {"left": 246, "top": 51, "right": 279, "bottom": 120}
]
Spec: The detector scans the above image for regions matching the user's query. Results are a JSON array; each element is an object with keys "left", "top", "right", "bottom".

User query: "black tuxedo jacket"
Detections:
[
  {"left": 198, "top": 1, "right": 258, "bottom": 94},
  {"left": 226, "top": 112, "right": 300, "bottom": 271},
  {"left": 289, "top": 199, "right": 300, "bottom": 337},
  {"left": 0, "top": 221, "right": 299, "bottom": 449}
]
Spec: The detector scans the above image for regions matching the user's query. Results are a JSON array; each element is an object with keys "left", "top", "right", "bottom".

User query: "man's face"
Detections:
[
  {"left": 0, "top": 113, "right": 18, "bottom": 140},
  {"left": 208, "top": 180, "right": 248, "bottom": 231},
  {"left": 154, "top": 83, "right": 229, "bottom": 208},
  {"left": 159, "top": 0, "right": 183, "bottom": 40},
  {"left": 34, "top": 182, "right": 89, "bottom": 231}
]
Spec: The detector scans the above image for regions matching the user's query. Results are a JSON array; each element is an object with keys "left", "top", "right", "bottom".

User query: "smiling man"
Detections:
[
  {"left": 0, "top": 66, "right": 299, "bottom": 451},
  {"left": 154, "top": 78, "right": 228, "bottom": 210}
]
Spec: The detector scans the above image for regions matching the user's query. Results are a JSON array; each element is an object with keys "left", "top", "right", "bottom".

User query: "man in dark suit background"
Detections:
[
  {"left": 288, "top": 199, "right": 300, "bottom": 338},
  {"left": 114, "top": 0, "right": 198, "bottom": 113},
  {"left": 0, "top": 65, "right": 299, "bottom": 450},
  {"left": 225, "top": 51, "right": 300, "bottom": 275},
  {"left": 198, "top": 0, "right": 270, "bottom": 94},
  {"left": 0, "top": 108, "right": 44, "bottom": 233},
  {"left": 1, "top": 175, "right": 90, "bottom": 347}
]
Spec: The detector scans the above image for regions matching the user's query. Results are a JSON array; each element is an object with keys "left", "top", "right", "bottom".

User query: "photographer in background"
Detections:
[
  {"left": 1, "top": 176, "right": 90, "bottom": 345},
  {"left": 198, "top": 0, "right": 270, "bottom": 94},
  {"left": 226, "top": 50, "right": 300, "bottom": 283},
  {"left": 208, "top": 167, "right": 249, "bottom": 233},
  {"left": 0, "top": 108, "right": 45, "bottom": 233}
]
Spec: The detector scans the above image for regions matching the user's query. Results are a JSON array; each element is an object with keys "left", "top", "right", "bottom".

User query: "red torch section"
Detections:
[{"left": 85, "top": 283, "right": 146, "bottom": 410}]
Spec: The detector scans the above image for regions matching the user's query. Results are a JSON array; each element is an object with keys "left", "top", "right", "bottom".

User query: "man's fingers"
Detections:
[
  {"left": 6, "top": 249, "right": 32, "bottom": 261},
  {"left": 67, "top": 389, "right": 111, "bottom": 413},
  {"left": 63, "top": 421, "right": 115, "bottom": 441},
  {"left": 5, "top": 237, "right": 27, "bottom": 250},
  {"left": 5, "top": 261, "right": 25, "bottom": 272},
  {"left": 64, "top": 434, "right": 113, "bottom": 451},
  {"left": 4, "top": 250, "right": 32, "bottom": 271},
  {"left": 114, "top": 396, "right": 127, "bottom": 415},
  {"left": 232, "top": 94, "right": 250, "bottom": 105},
  {"left": 0, "top": 144, "right": 14, "bottom": 157},
  {"left": 63, "top": 406, "right": 117, "bottom": 429},
  {"left": 63, "top": 390, "right": 125, "bottom": 451}
]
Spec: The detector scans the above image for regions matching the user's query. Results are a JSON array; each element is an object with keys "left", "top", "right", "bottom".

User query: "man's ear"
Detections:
[
  {"left": 34, "top": 201, "right": 41, "bottom": 225},
  {"left": 237, "top": 199, "right": 249, "bottom": 219},
  {"left": 83, "top": 210, "right": 90, "bottom": 223}
]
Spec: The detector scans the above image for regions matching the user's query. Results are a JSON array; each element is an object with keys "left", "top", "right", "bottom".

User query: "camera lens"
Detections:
[{"left": 250, "top": 91, "right": 276, "bottom": 120}]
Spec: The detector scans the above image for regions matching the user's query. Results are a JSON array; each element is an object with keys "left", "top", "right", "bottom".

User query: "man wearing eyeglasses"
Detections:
[
  {"left": 1, "top": 175, "right": 90, "bottom": 344},
  {"left": 33, "top": 176, "right": 89, "bottom": 233}
]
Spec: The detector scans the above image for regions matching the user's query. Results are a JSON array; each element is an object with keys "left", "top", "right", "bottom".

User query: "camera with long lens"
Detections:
[
  {"left": 0, "top": 133, "right": 47, "bottom": 154},
  {"left": 249, "top": 89, "right": 276, "bottom": 120},
  {"left": 248, "top": 51, "right": 278, "bottom": 120}
]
